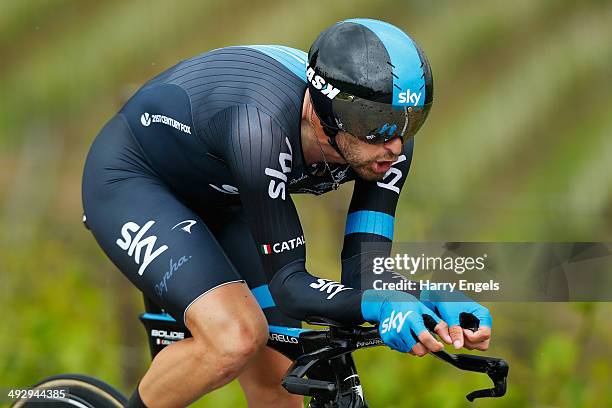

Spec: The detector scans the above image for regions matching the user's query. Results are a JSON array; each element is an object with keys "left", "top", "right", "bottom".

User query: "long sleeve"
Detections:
[{"left": 341, "top": 139, "right": 414, "bottom": 290}]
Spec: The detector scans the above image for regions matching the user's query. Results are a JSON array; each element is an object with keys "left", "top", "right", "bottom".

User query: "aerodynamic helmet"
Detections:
[{"left": 307, "top": 18, "right": 433, "bottom": 144}]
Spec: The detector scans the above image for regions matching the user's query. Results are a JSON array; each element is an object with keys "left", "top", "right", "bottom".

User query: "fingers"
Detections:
[
  {"left": 449, "top": 325, "right": 464, "bottom": 350},
  {"left": 417, "top": 330, "right": 444, "bottom": 352},
  {"left": 462, "top": 327, "right": 491, "bottom": 351},
  {"left": 448, "top": 326, "right": 492, "bottom": 351},
  {"left": 410, "top": 342, "right": 428, "bottom": 357},
  {"left": 463, "top": 327, "right": 491, "bottom": 343},
  {"left": 433, "top": 321, "right": 452, "bottom": 344},
  {"left": 407, "top": 325, "right": 491, "bottom": 355},
  {"left": 413, "top": 326, "right": 491, "bottom": 352},
  {"left": 463, "top": 338, "right": 490, "bottom": 351}
]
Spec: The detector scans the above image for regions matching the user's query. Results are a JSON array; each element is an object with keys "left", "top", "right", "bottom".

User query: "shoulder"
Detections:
[{"left": 119, "top": 83, "right": 195, "bottom": 136}]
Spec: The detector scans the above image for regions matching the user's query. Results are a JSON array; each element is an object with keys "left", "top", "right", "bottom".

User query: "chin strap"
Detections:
[
  {"left": 322, "top": 122, "right": 346, "bottom": 161},
  {"left": 326, "top": 135, "right": 347, "bottom": 161},
  {"left": 308, "top": 102, "right": 348, "bottom": 163}
]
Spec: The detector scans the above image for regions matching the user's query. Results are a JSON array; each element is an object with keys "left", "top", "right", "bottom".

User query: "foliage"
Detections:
[{"left": 1, "top": 1, "right": 611, "bottom": 406}]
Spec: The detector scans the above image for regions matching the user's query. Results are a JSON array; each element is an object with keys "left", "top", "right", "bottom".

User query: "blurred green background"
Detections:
[{"left": 1, "top": 0, "right": 612, "bottom": 406}]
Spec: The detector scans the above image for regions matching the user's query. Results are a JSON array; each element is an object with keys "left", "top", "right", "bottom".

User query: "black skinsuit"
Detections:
[{"left": 82, "top": 45, "right": 413, "bottom": 327}]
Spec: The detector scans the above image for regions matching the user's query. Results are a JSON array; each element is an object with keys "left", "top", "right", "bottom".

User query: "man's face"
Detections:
[{"left": 336, "top": 132, "right": 403, "bottom": 181}]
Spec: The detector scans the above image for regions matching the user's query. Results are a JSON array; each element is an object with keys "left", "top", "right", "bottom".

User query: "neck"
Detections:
[{"left": 300, "top": 89, "right": 345, "bottom": 166}]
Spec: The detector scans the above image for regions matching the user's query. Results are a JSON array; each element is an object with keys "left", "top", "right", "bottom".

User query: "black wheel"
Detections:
[{"left": 10, "top": 373, "right": 126, "bottom": 408}]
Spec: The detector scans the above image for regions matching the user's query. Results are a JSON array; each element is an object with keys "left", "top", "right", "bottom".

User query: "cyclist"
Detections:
[{"left": 82, "top": 18, "right": 492, "bottom": 408}]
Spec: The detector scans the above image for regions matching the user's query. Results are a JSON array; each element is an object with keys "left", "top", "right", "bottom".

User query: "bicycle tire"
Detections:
[{"left": 10, "top": 373, "right": 126, "bottom": 408}]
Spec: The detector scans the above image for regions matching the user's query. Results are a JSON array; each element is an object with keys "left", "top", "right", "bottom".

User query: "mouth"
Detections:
[{"left": 372, "top": 160, "right": 395, "bottom": 174}]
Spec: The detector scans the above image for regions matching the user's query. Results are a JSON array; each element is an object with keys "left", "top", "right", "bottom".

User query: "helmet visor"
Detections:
[{"left": 331, "top": 95, "right": 432, "bottom": 144}]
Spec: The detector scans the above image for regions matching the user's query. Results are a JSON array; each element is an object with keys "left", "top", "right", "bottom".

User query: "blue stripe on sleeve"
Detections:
[
  {"left": 345, "top": 210, "right": 394, "bottom": 240},
  {"left": 251, "top": 284, "right": 276, "bottom": 309}
]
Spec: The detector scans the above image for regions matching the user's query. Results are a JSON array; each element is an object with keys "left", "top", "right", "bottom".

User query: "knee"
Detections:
[
  {"left": 216, "top": 318, "right": 269, "bottom": 364},
  {"left": 184, "top": 283, "right": 269, "bottom": 381},
  {"left": 190, "top": 314, "right": 268, "bottom": 380}
]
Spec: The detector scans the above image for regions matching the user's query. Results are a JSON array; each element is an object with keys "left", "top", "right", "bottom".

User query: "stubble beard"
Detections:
[{"left": 336, "top": 136, "right": 386, "bottom": 182}]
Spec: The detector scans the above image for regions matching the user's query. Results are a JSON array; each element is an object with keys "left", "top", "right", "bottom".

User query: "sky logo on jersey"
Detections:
[
  {"left": 140, "top": 112, "right": 191, "bottom": 134},
  {"left": 397, "top": 90, "right": 422, "bottom": 106},
  {"left": 306, "top": 64, "right": 341, "bottom": 100},
  {"left": 309, "top": 278, "right": 351, "bottom": 300},
  {"left": 376, "top": 154, "right": 407, "bottom": 194},
  {"left": 265, "top": 137, "right": 293, "bottom": 200},
  {"left": 116, "top": 220, "right": 169, "bottom": 276},
  {"left": 260, "top": 235, "right": 305, "bottom": 255}
]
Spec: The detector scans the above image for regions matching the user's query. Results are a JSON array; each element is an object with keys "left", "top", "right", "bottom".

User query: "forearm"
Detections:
[
  {"left": 342, "top": 252, "right": 421, "bottom": 299},
  {"left": 268, "top": 260, "right": 364, "bottom": 325}
]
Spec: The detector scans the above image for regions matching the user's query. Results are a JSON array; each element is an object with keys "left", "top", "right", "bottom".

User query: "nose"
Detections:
[{"left": 384, "top": 137, "right": 403, "bottom": 156}]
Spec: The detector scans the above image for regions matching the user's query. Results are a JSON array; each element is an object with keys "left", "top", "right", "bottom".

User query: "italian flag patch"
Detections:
[{"left": 260, "top": 244, "right": 272, "bottom": 255}]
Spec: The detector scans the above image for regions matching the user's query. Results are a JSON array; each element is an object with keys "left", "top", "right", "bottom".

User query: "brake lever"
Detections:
[{"left": 422, "top": 314, "right": 509, "bottom": 401}]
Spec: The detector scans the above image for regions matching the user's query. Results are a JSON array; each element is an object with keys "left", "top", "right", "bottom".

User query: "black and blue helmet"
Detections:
[{"left": 307, "top": 18, "right": 433, "bottom": 144}]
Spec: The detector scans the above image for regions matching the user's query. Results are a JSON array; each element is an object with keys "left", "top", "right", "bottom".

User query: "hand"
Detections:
[
  {"left": 361, "top": 290, "right": 446, "bottom": 355},
  {"left": 420, "top": 289, "right": 492, "bottom": 351}
]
